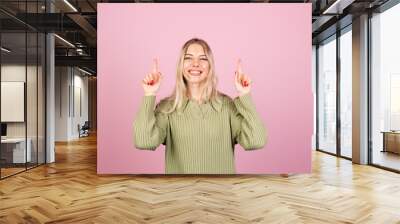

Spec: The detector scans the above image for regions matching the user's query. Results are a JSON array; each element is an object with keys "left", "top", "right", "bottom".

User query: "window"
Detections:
[
  {"left": 317, "top": 36, "right": 337, "bottom": 154},
  {"left": 371, "top": 2, "right": 400, "bottom": 171},
  {"left": 340, "top": 27, "right": 352, "bottom": 158}
]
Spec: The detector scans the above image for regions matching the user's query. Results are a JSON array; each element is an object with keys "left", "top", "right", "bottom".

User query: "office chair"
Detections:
[{"left": 79, "top": 121, "right": 90, "bottom": 138}]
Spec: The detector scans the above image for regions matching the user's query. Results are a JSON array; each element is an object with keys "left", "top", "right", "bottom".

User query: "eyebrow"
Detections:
[{"left": 184, "top": 54, "right": 207, "bottom": 57}]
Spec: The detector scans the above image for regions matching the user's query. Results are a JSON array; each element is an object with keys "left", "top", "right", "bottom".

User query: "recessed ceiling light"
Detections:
[
  {"left": 78, "top": 67, "right": 93, "bottom": 76},
  {"left": 63, "top": 0, "right": 78, "bottom": 12},
  {"left": 1, "top": 47, "right": 11, "bottom": 53},
  {"left": 322, "top": 0, "right": 354, "bottom": 15},
  {"left": 54, "top": 34, "right": 75, "bottom": 48}
]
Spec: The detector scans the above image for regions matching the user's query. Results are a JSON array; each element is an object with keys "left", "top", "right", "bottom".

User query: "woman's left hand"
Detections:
[{"left": 234, "top": 59, "right": 251, "bottom": 96}]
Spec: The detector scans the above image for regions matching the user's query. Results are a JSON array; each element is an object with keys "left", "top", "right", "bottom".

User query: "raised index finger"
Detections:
[
  {"left": 152, "top": 57, "right": 159, "bottom": 74},
  {"left": 236, "top": 58, "right": 243, "bottom": 74}
]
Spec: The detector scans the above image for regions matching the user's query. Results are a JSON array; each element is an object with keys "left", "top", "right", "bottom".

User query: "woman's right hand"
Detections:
[{"left": 142, "top": 58, "right": 163, "bottom": 96}]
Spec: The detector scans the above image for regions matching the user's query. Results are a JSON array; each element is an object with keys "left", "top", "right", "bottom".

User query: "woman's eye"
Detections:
[
  {"left": 200, "top": 58, "right": 208, "bottom": 61},
  {"left": 184, "top": 57, "right": 192, "bottom": 60}
]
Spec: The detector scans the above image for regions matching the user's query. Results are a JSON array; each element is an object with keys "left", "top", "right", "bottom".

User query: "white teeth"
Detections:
[{"left": 189, "top": 70, "right": 202, "bottom": 75}]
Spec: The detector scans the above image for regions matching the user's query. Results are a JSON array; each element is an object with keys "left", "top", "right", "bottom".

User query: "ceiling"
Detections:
[{"left": 0, "top": 0, "right": 393, "bottom": 75}]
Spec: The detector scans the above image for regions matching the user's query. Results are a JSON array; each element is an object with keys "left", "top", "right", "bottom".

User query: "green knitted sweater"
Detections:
[{"left": 132, "top": 92, "right": 267, "bottom": 174}]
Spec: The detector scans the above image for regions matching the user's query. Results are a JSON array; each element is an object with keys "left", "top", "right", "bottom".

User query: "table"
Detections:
[
  {"left": 381, "top": 131, "right": 400, "bottom": 154},
  {"left": 1, "top": 138, "right": 32, "bottom": 163}
]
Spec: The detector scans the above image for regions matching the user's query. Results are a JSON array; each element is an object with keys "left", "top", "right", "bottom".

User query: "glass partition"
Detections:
[
  {"left": 371, "top": 3, "right": 400, "bottom": 171},
  {"left": 0, "top": 1, "right": 46, "bottom": 179},
  {"left": 339, "top": 27, "right": 352, "bottom": 158},
  {"left": 317, "top": 35, "right": 337, "bottom": 154},
  {"left": 1, "top": 31, "right": 28, "bottom": 177}
]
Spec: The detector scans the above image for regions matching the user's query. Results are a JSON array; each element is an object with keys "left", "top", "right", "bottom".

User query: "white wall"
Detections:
[
  {"left": 55, "top": 67, "right": 89, "bottom": 141},
  {"left": 1, "top": 66, "right": 26, "bottom": 131},
  {"left": 1, "top": 64, "right": 46, "bottom": 164},
  {"left": 71, "top": 72, "right": 89, "bottom": 138},
  {"left": 1, "top": 65, "right": 42, "bottom": 137},
  {"left": 55, "top": 66, "right": 70, "bottom": 141}
]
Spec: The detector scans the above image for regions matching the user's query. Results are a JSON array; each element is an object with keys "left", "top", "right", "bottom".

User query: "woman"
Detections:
[{"left": 133, "top": 38, "right": 267, "bottom": 174}]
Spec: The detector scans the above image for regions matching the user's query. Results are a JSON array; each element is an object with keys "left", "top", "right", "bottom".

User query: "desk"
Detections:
[
  {"left": 381, "top": 131, "right": 400, "bottom": 154},
  {"left": 1, "top": 138, "right": 31, "bottom": 163}
]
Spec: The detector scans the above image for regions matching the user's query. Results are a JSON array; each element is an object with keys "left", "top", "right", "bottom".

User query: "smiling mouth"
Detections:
[{"left": 188, "top": 70, "right": 203, "bottom": 76}]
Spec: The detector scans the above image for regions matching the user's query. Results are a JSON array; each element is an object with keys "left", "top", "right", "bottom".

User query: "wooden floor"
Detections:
[
  {"left": 1, "top": 162, "right": 46, "bottom": 178},
  {"left": 0, "top": 167, "right": 26, "bottom": 178},
  {"left": 373, "top": 150, "right": 400, "bottom": 171},
  {"left": 1, "top": 134, "right": 400, "bottom": 224}
]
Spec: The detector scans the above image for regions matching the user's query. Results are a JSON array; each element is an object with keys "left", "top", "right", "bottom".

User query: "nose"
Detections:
[{"left": 192, "top": 58, "right": 200, "bottom": 67}]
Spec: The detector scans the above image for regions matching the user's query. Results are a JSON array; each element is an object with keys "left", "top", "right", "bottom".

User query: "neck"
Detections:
[{"left": 188, "top": 82, "right": 204, "bottom": 103}]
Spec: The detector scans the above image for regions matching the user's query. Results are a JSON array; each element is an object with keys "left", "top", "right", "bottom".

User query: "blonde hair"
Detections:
[{"left": 163, "top": 38, "right": 220, "bottom": 114}]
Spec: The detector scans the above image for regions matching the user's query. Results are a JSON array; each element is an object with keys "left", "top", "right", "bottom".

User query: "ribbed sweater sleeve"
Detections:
[
  {"left": 132, "top": 95, "right": 169, "bottom": 150},
  {"left": 230, "top": 93, "right": 267, "bottom": 150}
]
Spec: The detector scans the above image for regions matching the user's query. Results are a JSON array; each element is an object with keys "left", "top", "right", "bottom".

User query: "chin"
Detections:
[
  {"left": 184, "top": 74, "right": 207, "bottom": 84},
  {"left": 186, "top": 79, "right": 204, "bottom": 85}
]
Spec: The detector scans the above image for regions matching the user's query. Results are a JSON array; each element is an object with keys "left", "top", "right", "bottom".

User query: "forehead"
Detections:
[{"left": 186, "top": 43, "right": 205, "bottom": 54}]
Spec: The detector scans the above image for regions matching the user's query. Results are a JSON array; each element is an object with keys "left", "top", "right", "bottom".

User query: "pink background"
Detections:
[{"left": 97, "top": 3, "right": 312, "bottom": 174}]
